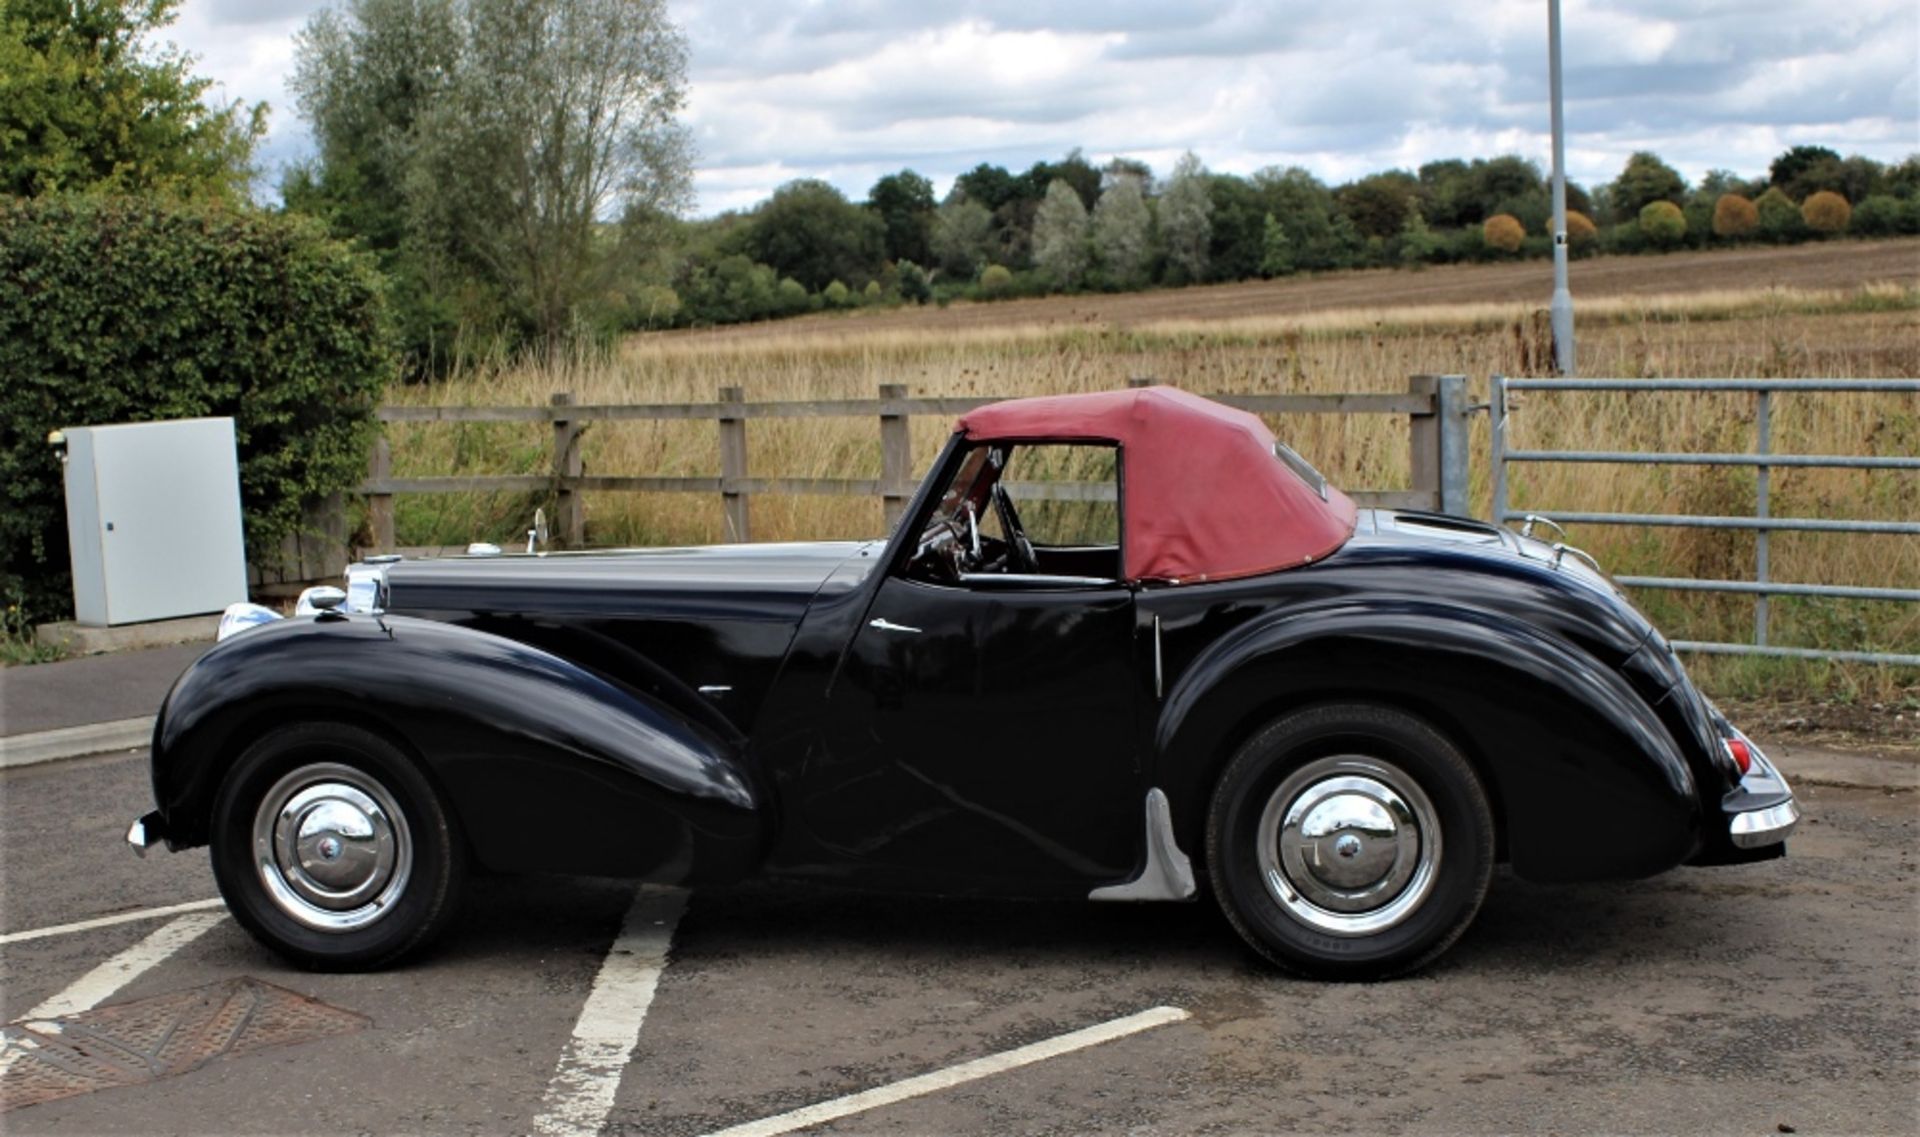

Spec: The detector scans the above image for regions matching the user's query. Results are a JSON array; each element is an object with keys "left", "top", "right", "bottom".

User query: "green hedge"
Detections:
[{"left": 0, "top": 196, "right": 396, "bottom": 621}]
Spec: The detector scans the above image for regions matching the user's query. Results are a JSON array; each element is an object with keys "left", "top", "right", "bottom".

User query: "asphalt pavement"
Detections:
[
  {"left": 0, "top": 643, "right": 209, "bottom": 738},
  {"left": 2, "top": 745, "right": 1916, "bottom": 1134},
  {"left": 2, "top": 641, "right": 1917, "bottom": 1134}
]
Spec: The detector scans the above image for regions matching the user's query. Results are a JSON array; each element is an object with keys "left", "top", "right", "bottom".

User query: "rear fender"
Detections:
[
  {"left": 152, "top": 614, "right": 765, "bottom": 883},
  {"left": 1154, "top": 602, "right": 1701, "bottom": 882}
]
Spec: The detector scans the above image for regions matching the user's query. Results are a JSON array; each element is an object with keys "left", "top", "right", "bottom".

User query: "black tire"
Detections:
[
  {"left": 1205, "top": 703, "right": 1494, "bottom": 980},
  {"left": 210, "top": 721, "right": 466, "bottom": 971}
]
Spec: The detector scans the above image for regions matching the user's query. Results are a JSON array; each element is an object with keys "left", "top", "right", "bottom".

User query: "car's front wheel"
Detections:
[
  {"left": 1206, "top": 703, "right": 1494, "bottom": 979},
  {"left": 210, "top": 721, "right": 465, "bottom": 970}
]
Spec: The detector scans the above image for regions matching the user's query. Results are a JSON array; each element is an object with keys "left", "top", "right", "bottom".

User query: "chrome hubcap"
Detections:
[
  {"left": 1256, "top": 755, "right": 1441, "bottom": 937},
  {"left": 252, "top": 763, "right": 411, "bottom": 932}
]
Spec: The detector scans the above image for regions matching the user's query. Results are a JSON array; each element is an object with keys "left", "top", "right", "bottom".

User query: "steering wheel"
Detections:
[
  {"left": 990, "top": 484, "right": 1039, "bottom": 573},
  {"left": 913, "top": 516, "right": 969, "bottom": 581}
]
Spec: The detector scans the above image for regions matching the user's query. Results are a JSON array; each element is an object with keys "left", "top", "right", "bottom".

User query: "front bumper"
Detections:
[{"left": 126, "top": 810, "right": 170, "bottom": 858}]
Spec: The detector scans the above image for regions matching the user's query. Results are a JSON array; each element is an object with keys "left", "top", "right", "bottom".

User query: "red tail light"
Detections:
[{"left": 1725, "top": 737, "right": 1752, "bottom": 775}]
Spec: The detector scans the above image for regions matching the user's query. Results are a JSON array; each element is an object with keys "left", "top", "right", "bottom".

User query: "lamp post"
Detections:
[{"left": 1548, "top": 0, "right": 1574, "bottom": 375}]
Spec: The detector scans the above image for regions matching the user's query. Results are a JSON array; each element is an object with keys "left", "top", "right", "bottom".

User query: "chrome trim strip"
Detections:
[
  {"left": 1730, "top": 799, "right": 1801, "bottom": 848},
  {"left": 1090, "top": 789, "right": 1197, "bottom": 902},
  {"left": 955, "top": 572, "right": 1118, "bottom": 587},
  {"left": 1152, "top": 614, "right": 1163, "bottom": 699},
  {"left": 868, "top": 618, "right": 922, "bottom": 634}
]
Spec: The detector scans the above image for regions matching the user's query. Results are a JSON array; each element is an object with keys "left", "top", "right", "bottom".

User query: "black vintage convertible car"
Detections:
[{"left": 129, "top": 386, "right": 1798, "bottom": 979}]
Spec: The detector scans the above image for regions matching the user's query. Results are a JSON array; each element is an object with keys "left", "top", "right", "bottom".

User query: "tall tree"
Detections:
[
  {"left": 866, "top": 169, "right": 933, "bottom": 266},
  {"left": 1091, "top": 174, "right": 1151, "bottom": 287},
  {"left": 1031, "top": 178, "right": 1090, "bottom": 289},
  {"left": 1606, "top": 151, "right": 1686, "bottom": 223},
  {"left": 1768, "top": 145, "right": 1841, "bottom": 193},
  {"left": 1022, "top": 149, "right": 1101, "bottom": 210},
  {"left": 930, "top": 197, "right": 993, "bottom": 279},
  {"left": 293, "top": 0, "right": 693, "bottom": 351},
  {"left": 290, "top": 0, "right": 462, "bottom": 256},
  {"left": 1157, "top": 151, "right": 1212, "bottom": 284},
  {"left": 741, "top": 179, "right": 884, "bottom": 292},
  {"left": 1417, "top": 159, "right": 1474, "bottom": 227},
  {"left": 289, "top": 0, "right": 464, "bottom": 354},
  {"left": 1203, "top": 172, "right": 1264, "bottom": 281},
  {"left": 1101, "top": 156, "right": 1153, "bottom": 194},
  {"left": 1467, "top": 156, "right": 1544, "bottom": 219},
  {"left": 1336, "top": 170, "right": 1421, "bottom": 240},
  {"left": 1252, "top": 166, "right": 1348, "bottom": 270},
  {"left": 1259, "top": 212, "right": 1292, "bottom": 276},
  {"left": 951, "top": 163, "right": 1020, "bottom": 213},
  {"left": 0, "top": 0, "right": 262, "bottom": 199}
]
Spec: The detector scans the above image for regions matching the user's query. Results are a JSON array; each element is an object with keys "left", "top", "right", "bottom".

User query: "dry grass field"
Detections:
[{"left": 383, "top": 239, "right": 1920, "bottom": 695}]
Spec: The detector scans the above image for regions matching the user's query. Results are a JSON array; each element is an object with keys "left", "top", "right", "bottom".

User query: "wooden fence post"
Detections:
[
  {"left": 1407, "top": 374, "right": 1440, "bottom": 513},
  {"left": 879, "top": 383, "right": 911, "bottom": 531},
  {"left": 551, "top": 391, "right": 584, "bottom": 546},
  {"left": 368, "top": 434, "right": 395, "bottom": 552},
  {"left": 718, "top": 385, "right": 750, "bottom": 542}
]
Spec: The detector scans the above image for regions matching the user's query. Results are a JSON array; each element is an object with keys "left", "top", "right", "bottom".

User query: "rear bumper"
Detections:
[
  {"left": 1730, "top": 797, "right": 1800, "bottom": 848},
  {"left": 1686, "top": 729, "right": 1798, "bottom": 867},
  {"left": 1723, "top": 734, "right": 1798, "bottom": 849}
]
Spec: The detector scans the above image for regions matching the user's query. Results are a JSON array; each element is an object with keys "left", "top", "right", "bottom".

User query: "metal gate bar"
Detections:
[{"left": 1490, "top": 376, "right": 1920, "bottom": 667}]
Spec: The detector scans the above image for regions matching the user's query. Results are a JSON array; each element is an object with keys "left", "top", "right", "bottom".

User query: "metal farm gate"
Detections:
[{"left": 1490, "top": 377, "right": 1920, "bottom": 666}]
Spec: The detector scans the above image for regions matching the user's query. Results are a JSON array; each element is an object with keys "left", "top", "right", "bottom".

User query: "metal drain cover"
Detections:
[{"left": 2, "top": 977, "right": 368, "bottom": 1111}]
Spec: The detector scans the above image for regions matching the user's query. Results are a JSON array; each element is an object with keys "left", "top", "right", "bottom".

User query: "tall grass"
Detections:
[{"left": 380, "top": 282, "right": 1919, "bottom": 691}]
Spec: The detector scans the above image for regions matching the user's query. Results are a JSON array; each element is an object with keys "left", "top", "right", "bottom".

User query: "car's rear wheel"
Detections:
[
  {"left": 210, "top": 721, "right": 465, "bottom": 971},
  {"left": 1206, "top": 703, "right": 1493, "bottom": 979}
]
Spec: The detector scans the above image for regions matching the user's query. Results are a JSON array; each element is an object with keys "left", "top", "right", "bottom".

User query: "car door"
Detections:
[{"left": 796, "top": 443, "right": 1146, "bottom": 892}]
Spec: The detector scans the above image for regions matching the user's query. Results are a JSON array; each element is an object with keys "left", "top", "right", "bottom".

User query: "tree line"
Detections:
[{"left": 658, "top": 144, "right": 1919, "bottom": 332}]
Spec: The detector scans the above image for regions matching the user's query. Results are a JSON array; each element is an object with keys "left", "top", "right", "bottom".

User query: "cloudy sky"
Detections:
[{"left": 173, "top": 0, "right": 1919, "bottom": 215}]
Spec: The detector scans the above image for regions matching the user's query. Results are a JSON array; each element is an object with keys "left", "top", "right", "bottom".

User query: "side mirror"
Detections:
[{"left": 296, "top": 585, "right": 347, "bottom": 616}]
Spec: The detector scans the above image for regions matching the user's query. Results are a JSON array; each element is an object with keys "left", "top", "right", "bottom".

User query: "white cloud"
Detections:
[{"left": 158, "top": 0, "right": 1919, "bottom": 213}]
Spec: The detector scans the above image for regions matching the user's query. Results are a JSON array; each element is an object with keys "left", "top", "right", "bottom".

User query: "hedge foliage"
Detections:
[
  {"left": 1482, "top": 213, "right": 1524, "bottom": 252},
  {"left": 1712, "top": 193, "right": 1759, "bottom": 238},
  {"left": 1800, "top": 190, "right": 1851, "bottom": 234},
  {"left": 1638, "top": 200, "right": 1687, "bottom": 245},
  {"left": 0, "top": 196, "right": 396, "bottom": 619},
  {"left": 1564, "top": 210, "right": 1598, "bottom": 247}
]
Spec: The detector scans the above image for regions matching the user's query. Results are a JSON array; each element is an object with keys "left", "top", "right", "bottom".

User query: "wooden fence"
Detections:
[{"left": 360, "top": 375, "right": 1471, "bottom": 550}]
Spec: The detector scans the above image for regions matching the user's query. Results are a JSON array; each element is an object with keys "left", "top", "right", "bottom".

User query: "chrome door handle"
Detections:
[{"left": 868, "top": 618, "right": 922, "bottom": 634}]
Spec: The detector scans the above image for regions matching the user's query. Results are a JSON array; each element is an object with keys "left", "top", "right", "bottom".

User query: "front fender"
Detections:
[
  {"left": 1154, "top": 601, "right": 1702, "bottom": 882},
  {"left": 152, "top": 613, "right": 766, "bottom": 884}
]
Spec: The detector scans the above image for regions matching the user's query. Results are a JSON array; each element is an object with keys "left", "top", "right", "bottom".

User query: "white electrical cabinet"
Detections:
[{"left": 62, "top": 417, "right": 250, "bottom": 626}]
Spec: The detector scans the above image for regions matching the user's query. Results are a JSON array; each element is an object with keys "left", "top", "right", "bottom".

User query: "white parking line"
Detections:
[
  {"left": 1, "top": 911, "right": 227, "bottom": 1078},
  {"left": 531, "top": 887, "right": 688, "bottom": 1137},
  {"left": 700, "top": 1005, "right": 1191, "bottom": 1137},
  {"left": 21, "top": 911, "right": 227, "bottom": 1021},
  {"left": 0, "top": 898, "right": 227, "bottom": 947}
]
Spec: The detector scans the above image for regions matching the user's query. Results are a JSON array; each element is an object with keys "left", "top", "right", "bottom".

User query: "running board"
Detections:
[{"left": 1089, "top": 788, "right": 1196, "bottom": 902}]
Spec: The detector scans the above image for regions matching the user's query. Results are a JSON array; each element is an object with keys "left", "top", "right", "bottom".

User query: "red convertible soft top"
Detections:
[{"left": 958, "top": 386, "right": 1358, "bottom": 583}]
